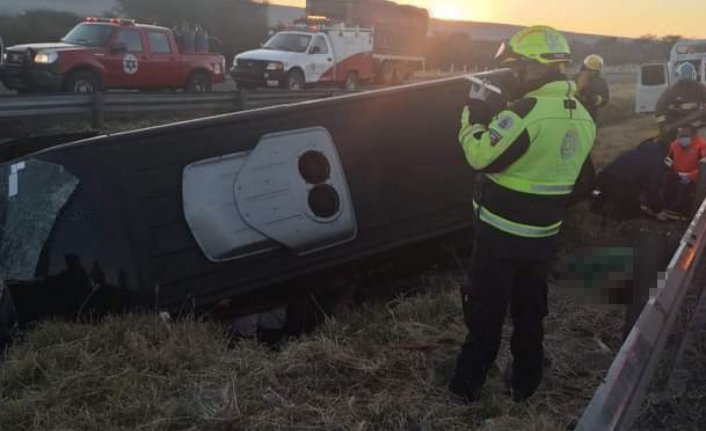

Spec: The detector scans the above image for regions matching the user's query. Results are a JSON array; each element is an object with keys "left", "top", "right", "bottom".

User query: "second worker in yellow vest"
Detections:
[{"left": 449, "top": 26, "right": 597, "bottom": 403}]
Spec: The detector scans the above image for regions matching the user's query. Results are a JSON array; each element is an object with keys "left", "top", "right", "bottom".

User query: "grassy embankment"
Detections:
[{"left": 0, "top": 77, "right": 663, "bottom": 431}]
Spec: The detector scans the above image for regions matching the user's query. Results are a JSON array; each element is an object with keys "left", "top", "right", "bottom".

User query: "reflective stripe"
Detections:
[
  {"left": 681, "top": 102, "right": 698, "bottom": 110},
  {"left": 530, "top": 184, "right": 574, "bottom": 193},
  {"left": 473, "top": 201, "right": 562, "bottom": 238},
  {"left": 486, "top": 174, "right": 573, "bottom": 195},
  {"left": 665, "top": 157, "right": 673, "bottom": 167}
]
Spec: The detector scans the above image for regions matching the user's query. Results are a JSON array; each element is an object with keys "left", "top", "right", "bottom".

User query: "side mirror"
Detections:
[
  {"left": 111, "top": 42, "right": 127, "bottom": 54},
  {"left": 309, "top": 46, "right": 321, "bottom": 54}
]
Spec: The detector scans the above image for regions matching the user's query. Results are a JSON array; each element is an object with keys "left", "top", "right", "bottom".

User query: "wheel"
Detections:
[
  {"left": 344, "top": 71, "right": 358, "bottom": 91},
  {"left": 285, "top": 69, "right": 304, "bottom": 91},
  {"left": 184, "top": 71, "right": 212, "bottom": 93},
  {"left": 0, "top": 279, "right": 17, "bottom": 349},
  {"left": 63, "top": 70, "right": 100, "bottom": 93}
]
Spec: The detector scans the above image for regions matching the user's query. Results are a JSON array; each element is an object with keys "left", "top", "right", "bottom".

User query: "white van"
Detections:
[{"left": 636, "top": 40, "right": 706, "bottom": 113}]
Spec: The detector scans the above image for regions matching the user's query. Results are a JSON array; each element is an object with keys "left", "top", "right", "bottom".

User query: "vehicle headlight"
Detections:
[
  {"left": 34, "top": 51, "right": 59, "bottom": 64},
  {"left": 266, "top": 62, "right": 284, "bottom": 71}
]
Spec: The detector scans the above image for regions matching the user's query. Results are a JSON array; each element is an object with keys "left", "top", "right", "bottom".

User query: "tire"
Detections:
[
  {"left": 344, "top": 71, "right": 358, "bottom": 91},
  {"left": 286, "top": 69, "right": 304, "bottom": 91},
  {"left": 0, "top": 279, "right": 18, "bottom": 349},
  {"left": 63, "top": 70, "right": 100, "bottom": 94},
  {"left": 184, "top": 71, "right": 212, "bottom": 93}
]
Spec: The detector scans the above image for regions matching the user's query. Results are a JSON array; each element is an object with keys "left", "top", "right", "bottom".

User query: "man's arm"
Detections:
[
  {"left": 459, "top": 98, "right": 536, "bottom": 173},
  {"left": 595, "top": 77, "right": 610, "bottom": 108}
]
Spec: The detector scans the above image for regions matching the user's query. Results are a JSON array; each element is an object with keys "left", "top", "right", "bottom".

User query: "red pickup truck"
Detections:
[{"left": 0, "top": 18, "right": 226, "bottom": 93}]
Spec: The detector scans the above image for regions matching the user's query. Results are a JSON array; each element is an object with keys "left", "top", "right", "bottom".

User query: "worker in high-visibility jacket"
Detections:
[
  {"left": 576, "top": 54, "right": 610, "bottom": 121},
  {"left": 450, "top": 26, "right": 597, "bottom": 402}
]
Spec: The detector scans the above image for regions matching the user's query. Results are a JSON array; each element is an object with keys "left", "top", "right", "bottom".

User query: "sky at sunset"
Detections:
[{"left": 272, "top": 0, "right": 706, "bottom": 38}]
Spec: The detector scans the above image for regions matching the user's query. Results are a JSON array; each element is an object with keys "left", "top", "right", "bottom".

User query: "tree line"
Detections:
[
  {"left": 0, "top": 0, "right": 268, "bottom": 63},
  {"left": 0, "top": 3, "right": 683, "bottom": 70},
  {"left": 426, "top": 32, "right": 683, "bottom": 71}
]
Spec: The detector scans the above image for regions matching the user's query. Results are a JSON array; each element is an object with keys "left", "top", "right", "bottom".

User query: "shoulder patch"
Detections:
[
  {"left": 496, "top": 115, "right": 515, "bottom": 130},
  {"left": 489, "top": 128, "right": 503, "bottom": 146},
  {"left": 508, "top": 98, "right": 537, "bottom": 118}
]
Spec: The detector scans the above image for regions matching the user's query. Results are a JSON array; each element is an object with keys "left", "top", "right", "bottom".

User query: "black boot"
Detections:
[{"left": 449, "top": 376, "right": 482, "bottom": 402}]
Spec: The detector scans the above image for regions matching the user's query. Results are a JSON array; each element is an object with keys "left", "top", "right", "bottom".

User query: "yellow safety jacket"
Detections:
[{"left": 459, "top": 80, "right": 596, "bottom": 242}]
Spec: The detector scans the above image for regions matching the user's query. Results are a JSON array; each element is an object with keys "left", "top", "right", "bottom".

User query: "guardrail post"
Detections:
[{"left": 92, "top": 91, "right": 104, "bottom": 129}]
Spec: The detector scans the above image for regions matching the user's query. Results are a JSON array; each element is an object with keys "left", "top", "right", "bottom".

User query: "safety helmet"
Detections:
[
  {"left": 583, "top": 54, "right": 604, "bottom": 72},
  {"left": 675, "top": 62, "right": 697, "bottom": 82},
  {"left": 494, "top": 26, "right": 572, "bottom": 65}
]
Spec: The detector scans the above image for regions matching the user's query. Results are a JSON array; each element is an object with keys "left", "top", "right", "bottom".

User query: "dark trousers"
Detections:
[
  {"left": 661, "top": 171, "right": 695, "bottom": 214},
  {"left": 452, "top": 240, "right": 549, "bottom": 397}
]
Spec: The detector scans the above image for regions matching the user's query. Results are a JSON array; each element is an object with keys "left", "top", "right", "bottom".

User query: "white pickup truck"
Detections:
[{"left": 231, "top": 24, "right": 375, "bottom": 91}]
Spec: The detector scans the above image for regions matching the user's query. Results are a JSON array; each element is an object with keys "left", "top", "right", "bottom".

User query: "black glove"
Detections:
[{"left": 466, "top": 93, "right": 508, "bottom": 126}]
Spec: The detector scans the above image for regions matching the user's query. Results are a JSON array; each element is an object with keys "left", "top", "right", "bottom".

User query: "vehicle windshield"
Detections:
[
  {"left": 0, "top": 159, "right": 79, "bottom": 280},
  {"left": 263, "top": 33, "right": 312, "bottom": 53},
  {"left": 62, "top": 23, "right": 115, "bottom": 47}
]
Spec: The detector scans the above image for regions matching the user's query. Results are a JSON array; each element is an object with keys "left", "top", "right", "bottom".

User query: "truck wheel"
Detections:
[
  {"left": 185, "top": 71, "right": 212, "bottom": 93},
  {"left": 63, "top": 70, "right": 100, "bottom": 93},
  {"left": 0, "top": 279, "right": 18, "bottom": 349},
  {"left": 344, "top": 71, "right": 359, "bottom": 91},
  {"left": 286, "top": 70, "right": 304, "bottom": 91}
]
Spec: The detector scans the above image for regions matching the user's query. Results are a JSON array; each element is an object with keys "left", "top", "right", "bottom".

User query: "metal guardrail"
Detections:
[
  {"left": 0, "top": 90, "right": 350, "bottom": 127},
  {"left": 577, "top": 195, "right": 706, "bottom": 430}
]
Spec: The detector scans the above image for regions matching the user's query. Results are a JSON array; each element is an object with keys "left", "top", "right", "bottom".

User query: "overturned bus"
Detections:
[{"left": 0, "top": 77, "right": 478, "bottom": 330}]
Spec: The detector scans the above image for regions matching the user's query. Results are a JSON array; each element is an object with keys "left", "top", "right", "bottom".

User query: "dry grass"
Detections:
[
  {"left": 0, "top": 274, "right": 624, "bottom": 431},
  {"left": 594, "top": 115, "right": 658, "bottom": 170},
  {"left": 0, "top": 205, "right": 640, "bottom": 430}
]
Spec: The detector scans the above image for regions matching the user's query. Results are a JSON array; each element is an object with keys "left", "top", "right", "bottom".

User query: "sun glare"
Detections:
[{"left": 431, "top": 3, "right": 465, "bottom": 21}]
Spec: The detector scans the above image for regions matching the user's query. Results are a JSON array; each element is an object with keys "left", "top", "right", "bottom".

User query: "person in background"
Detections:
[
  {"left": 571, "top": 54, "right": 609, "bottom": 204},
  {"left": 576, "top": 54, "right": 610, "bottom": 122},
  {"left": 655, "top": 62, "right": 706, "bottom": 142},
  {"left": 656, "top": 126, "right": 706, "bottom": 220},
  {"left": 451, "top": 26, "right": 596, "bottom": 402},
  {"left": 591, "top": 137, "right": 669, "bottom": 219}
]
